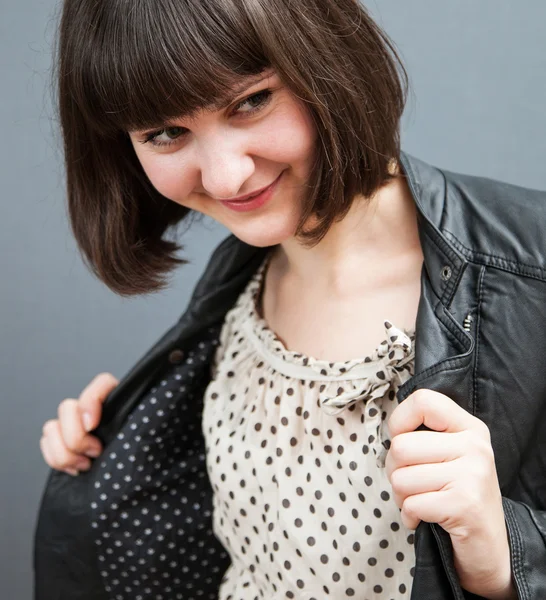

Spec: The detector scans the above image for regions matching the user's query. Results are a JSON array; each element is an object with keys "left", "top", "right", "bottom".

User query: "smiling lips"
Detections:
[
  {"left": 218, "top": 172, "right": 283, "bottom": 213},
  {"left": 220, "top": 171, "right": 284, "bottom": 212},
  {"left": 219, "top": 177, "right": 279, "bottom": 202}
]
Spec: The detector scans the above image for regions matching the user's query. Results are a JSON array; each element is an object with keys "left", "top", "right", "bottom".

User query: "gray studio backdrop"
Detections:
[{"left": 2, "top": 0, "right": 545, "bottom": 598}]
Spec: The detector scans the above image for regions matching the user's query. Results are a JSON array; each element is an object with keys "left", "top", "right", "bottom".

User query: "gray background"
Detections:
[{"left": 2, "top": 0, "right": 545, "bottom": 597}]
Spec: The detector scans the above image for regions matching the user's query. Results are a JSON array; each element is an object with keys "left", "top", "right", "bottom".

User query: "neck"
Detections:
[{"left": 275, "top": 168, "right": 422, "bottom": 292}]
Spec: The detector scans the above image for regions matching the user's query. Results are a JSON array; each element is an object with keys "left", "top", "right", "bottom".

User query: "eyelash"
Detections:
[{"left": 140, "top": 89, "right": 274, "bottom": 149}]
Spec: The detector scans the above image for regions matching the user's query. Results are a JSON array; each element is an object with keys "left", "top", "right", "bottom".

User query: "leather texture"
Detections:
[{"left": 34, "top": 151, "right": 546, "bottom": 599}]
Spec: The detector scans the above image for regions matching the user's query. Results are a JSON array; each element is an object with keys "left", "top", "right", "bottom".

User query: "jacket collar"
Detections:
[{"left": 399, "top": 151, "right": 467, "bottom": 307}]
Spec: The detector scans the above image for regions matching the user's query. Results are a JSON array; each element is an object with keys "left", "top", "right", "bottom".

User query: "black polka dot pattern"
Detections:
[
  {"left": 91, "top": 325, "right": 230, "bottom": 600},
  {"left": 203, "top": 258, "right": 417, "bottom": 598}
]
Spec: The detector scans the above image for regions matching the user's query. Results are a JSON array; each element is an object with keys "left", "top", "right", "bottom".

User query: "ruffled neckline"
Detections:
[{"left": 238, "top": 254, "right": 416, "bottom": 383}]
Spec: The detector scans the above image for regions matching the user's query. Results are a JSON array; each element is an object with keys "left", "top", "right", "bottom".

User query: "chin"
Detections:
[{"left": 230, "top": 217, "right": 298, "bottom": 248}]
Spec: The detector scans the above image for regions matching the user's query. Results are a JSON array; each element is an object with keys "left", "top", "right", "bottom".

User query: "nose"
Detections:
[{"left": 198, "top": 133, "right": 255, "bottom": 200}]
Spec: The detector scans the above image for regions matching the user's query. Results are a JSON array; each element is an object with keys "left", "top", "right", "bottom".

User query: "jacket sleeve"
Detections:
[{"left": 502, "top": 497, "right": 546, "bottom": 599}]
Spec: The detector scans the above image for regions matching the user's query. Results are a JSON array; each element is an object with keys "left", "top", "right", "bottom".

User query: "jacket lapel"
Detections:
[
  {"left": 97, "top": 236, "right": 268, "bottom": 445},
  {"left": 399, "top": 152, "right": 479, "bottom": 600}
]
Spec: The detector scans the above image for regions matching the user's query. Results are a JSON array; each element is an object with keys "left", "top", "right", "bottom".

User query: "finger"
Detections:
[
  {"left": 39, "top": 435, "right": 54, "bottom": 467},
  {"left": 45, "top": 419, "right": 92, "bottom": 472},
  {"left": 58, "top": 399, "right": 102, "bottom": 457},
  {"left": 78, "top": 372, "right": 119, "bottom": 432},
  {"left": 385, "top": 430, "right": 466, "bottom": 479},
  {"left": 390, "top": 461, "right": 457, "bottom": 504},
  {"left": 401, "top": 490, "right": 452, "bottom": 531},
  {"left": 400, "top": 507, "right": 421, "bottom": 531},
  {"left": 42, "top": 418, "right": 58, "bottom": 438},
  {"left": 40, "top": 436, "right": 80, "bottom": 476},
  {"left": 388, "top": 389, "right": 489, "bottom": 439}
]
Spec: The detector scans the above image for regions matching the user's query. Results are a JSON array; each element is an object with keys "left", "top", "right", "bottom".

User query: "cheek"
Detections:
[
  {"left": 256, "top": 100, "right": 318, "bottom": 167},
  {"left": 133, "top": 149, "right": 193, "bottom": 203}
]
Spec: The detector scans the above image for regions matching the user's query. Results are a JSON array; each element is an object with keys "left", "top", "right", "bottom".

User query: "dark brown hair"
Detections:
[{"left": 54, "top": 0, "right": 408, "bottom": 296}]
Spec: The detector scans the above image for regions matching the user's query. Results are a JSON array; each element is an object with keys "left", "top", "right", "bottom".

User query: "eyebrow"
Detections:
[
  {"left": 223, "top": 71, "right": 272, "bottom": 102},
  {"left": 137, "top": 71, "right": 274, "bottom": 132},
  {"left": 189, "top": 71, "right": 273, "bottom": 118}
]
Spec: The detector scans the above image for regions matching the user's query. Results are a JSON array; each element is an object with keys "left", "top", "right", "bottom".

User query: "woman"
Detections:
[{"left": 35, "top": 0, "right": 546, "bottom": 598}]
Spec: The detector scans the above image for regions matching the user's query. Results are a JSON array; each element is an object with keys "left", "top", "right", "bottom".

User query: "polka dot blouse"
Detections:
[{"left": 203, "top": 255, "right": 417, "bottom": 599}]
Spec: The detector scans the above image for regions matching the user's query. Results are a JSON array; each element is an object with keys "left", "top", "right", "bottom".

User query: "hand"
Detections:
[
  {"left": 385, "top": 389, "right": 517, "bottom": 600},
  {"left": 39, "top": 372, "right": 118, "bottom": 476}
]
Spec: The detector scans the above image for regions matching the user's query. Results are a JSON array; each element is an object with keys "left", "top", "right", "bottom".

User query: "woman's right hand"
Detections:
[{"left": 39, "top": 372, "right": 119, "bottom": 476}]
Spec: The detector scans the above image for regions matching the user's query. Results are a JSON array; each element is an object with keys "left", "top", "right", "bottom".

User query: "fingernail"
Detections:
[
  {"left": 66, "top": 469, "right": 79, "bottom": 477},
  {"left": 85, "top": 447, "right": 101, "bottom": 458},
  {"left": 83, "top": 413, "right": 93, "bottom": 432}
]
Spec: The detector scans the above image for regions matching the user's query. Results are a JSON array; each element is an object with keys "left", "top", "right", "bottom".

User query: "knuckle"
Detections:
[
  {"left": 63, "top": 430, "right": 83, "bottom": 453},
  {"left": 477, "top": 436, "right": 494, "bottom": 459},
  {"left": 95, "top": 372, "right": 118, "bottom": 387},
  {"left": 466, "top": 431, "right": 493, "bottom": 460},
  {"left": 388, "top": 436, "right": 405, "bottom": 463},
  {"left": 57, "top": 449, "right": 78, "bottom": 470},
  {"left": 389, "top": 469, "right": 403, "bottom": 494},
  {"left": 484, "top": 443, "right": 495, "bottom": 464},
  {"left": 476, "top": 418, "right": 491, "bottom": 441},
  {"left": 57, "top": 398, "right": 77, "bottom": 418},
  {"left": 410, "top": 389, "right": 430, "bottom": 408},
  {"left": 392, "top": 491, "right": 404, "bottom": 511},
  {"left": 41, "top": 437, "right": 70, "bottom": 470},
  {"left": 459, "top": 429, "right": 475, "bottom": 445},
  {"left": 469, "top": 452, "right": 494, "bottom": 480},
  {"left": 42, "top": 419, "right": 57, "bottom": 437},
  {"left": 47, "top": 454, "right": 64, "bottom": 471},
  {"left": 401, "top": 496, "right": 418, "bottom": 521},
  {"left": 39, "top": 437, "right": 50, "bottom": 462}
]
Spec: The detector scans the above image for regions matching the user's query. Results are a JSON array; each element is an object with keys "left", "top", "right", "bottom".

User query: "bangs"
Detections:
[{"left": 66, "top": 0, "right": 270, "bottom": 135}]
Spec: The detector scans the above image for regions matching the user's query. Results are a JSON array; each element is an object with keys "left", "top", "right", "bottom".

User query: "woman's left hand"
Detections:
[{"left": 385, "top": 389, "right": 517, "bottom": 600}]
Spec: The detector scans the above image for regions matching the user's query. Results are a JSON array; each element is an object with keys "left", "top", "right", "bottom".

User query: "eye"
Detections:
[
  {"left": 161, "top": 126, "right": 185, "bottom": 139},
  {"left": 141, "top": 126, "right": 187, "bottom": 148},
  {"left": 233, "top": 89, "right": 273, "bottom": 114}
]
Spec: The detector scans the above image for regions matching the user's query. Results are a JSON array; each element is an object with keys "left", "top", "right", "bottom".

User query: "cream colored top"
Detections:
[{"left": 202, "top": 256, "right": 417, "bottom": 599}]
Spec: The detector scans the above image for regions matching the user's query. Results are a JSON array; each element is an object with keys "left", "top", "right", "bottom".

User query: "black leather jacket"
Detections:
[{"left": 34, "top": 152, "right": 546, "bottom": 599}]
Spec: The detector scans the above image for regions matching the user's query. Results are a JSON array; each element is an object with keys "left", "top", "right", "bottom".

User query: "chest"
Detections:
[{"left": 260, "top": 258, "right": 422, "bottom": 362}]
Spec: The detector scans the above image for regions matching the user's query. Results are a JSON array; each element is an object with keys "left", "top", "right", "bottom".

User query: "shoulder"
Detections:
[
  {"left": 403, "top": 152, "right": 546, "bottom": 278},
  {"left": 443, "top": 167, "right": 546, "bottom": 272}
]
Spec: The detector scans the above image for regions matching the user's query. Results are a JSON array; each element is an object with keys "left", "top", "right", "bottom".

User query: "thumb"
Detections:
[{"left": 79, "top": 372, "right": 119, "bottom": 432}]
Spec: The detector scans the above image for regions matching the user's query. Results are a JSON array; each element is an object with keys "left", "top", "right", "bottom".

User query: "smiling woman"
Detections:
[
  {"left": 37, "top": 1, "right": 546, "bottom": 600},
  {"left": 55, "top": 0, "right": 407, "bottom": 296}
]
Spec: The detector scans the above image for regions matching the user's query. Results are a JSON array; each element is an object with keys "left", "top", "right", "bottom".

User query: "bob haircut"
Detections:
[{"left": 54, "top": 0, "right": 408, "bottom": 296}]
